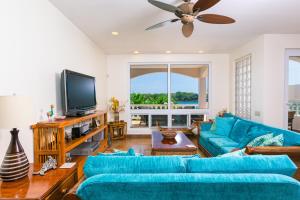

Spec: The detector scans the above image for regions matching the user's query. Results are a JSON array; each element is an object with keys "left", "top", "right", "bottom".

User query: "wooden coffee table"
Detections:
[{"left": 151, "top": 131, "right": 197, "bottom": 155}]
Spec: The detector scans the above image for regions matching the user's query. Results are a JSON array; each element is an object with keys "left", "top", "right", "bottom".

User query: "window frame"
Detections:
[{"left": 129, "top": 62, "right": 211, "bottom": 129}]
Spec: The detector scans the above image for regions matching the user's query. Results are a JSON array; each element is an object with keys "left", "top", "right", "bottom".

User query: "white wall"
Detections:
[
  {"left": 0, "top": 0, "right": 107, "bottom": 163},
  {"left": 230, "top": 35, "right": 265, "bottom": 122},
  {"left": 263, "top": 35, "right": 300, "bottom": 127},
  {"left": 107, "top": 54, "right": 230, "bottom": 133},
  {"left": 230, "top": 34, "right": 300, "bottom": 128}
]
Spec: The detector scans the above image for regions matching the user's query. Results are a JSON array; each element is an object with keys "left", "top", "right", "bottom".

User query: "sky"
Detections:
[
  {"left": 289, "top": 60, "right": 300, "bottom": 85},
  {"left": 131, "top": 72, "right": 198, "bottom": 94}
]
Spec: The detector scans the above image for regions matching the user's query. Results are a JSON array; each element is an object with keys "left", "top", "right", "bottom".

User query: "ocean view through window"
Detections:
[{"left": 130, "top": 63, "right": 209, "bottom": 128}]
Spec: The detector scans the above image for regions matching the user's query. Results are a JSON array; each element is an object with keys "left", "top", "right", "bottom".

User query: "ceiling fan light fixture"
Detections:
[{"left": 146, "top": 0, "right": 235, "bottom": 38}]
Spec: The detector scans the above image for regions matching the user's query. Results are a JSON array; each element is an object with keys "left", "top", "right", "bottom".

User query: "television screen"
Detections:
[{"left": 62, "top": 70, "right": 96, "bottom": 116}]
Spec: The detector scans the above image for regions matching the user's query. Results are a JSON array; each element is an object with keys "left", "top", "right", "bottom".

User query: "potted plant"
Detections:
[{"left": 109, "top": 97, "right": 126, "bottom": 122}]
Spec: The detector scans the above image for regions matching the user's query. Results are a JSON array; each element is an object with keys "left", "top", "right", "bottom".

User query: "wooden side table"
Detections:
[
  {"left": 108, "top": 121, "right": 127, "bottom": 140},
  {"left": 0, "top": 164, "right": 78, "bottom": 200}
]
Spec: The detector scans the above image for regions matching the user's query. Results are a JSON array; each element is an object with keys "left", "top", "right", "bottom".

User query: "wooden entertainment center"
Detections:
[{"left": 31, "top": 111, "right": 108, "bottom": 178}]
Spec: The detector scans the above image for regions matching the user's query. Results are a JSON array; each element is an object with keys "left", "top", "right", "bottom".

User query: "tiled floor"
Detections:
[{"left": 107, "top": 135, "right": 205, "bottom": 157}]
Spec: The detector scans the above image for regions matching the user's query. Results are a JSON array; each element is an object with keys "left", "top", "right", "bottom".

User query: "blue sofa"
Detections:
[
  {"left": 65, "top": 155, "right": 300, "bottom": 200},
  {"left": 199, "top": 114, "right": 300, "bottom": 157}
]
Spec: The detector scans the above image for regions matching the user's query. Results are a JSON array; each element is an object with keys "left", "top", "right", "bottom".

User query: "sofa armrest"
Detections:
[
  {"left": 245, "top": 146, "right": 300, "bottom": 180},
  {"left": 245, "top": 146, "right": 300, "bottom": 162},
  {"left": 245, "top": 146, "right": 300, "bottom": 155}
]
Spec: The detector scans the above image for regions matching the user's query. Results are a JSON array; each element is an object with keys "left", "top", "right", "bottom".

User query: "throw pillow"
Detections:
[
  {"left": 247, "top": 133, "right": 274, "bottom": 147},
  {"left": 260, "top": 134, "right": 284, "bottom": 146},
  {"left": 219, "top": 148, "right": 246, "bottom": 157},
  {"left": 229, "top": 119, "right": 252, "bottom": 143},
  {"left": 210, "top": 121, "right": 217, "bottom": 131},
  {"left": 215, "top": 117, "right": 236, "bottom": 137}
]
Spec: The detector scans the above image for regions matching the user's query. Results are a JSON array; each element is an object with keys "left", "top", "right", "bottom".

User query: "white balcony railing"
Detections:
[
  {"left": 289, "top": 101, "right": 300, "bottom": 115},
  {"left": 130, "top": 104, "right": 200, "bottom": 110}
]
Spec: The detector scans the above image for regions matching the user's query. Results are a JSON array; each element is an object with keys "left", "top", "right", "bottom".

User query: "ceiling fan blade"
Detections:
[
  {"left": 197, "top": 14, "right": 235, "bottom": 24},
  {"left": 182, "top": 23, "right": 194, "bottom": 37},
  {"left": 146, "top": 19, "right": 180, "bottom": 31},
  {"left": 193, "top": 0, "right": 220, "bottom": 12},
  {"left": 148, "top": 0, "right": 182, "bottom": 13}
]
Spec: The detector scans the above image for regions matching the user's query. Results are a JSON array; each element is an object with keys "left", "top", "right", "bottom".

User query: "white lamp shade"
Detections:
[{"left": 0, "top": 96, "right": 34, "bottom": 129}]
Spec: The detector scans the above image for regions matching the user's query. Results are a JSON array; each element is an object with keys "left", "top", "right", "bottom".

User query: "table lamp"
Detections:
[{"left": 0, "top": 95, "right": 33, "bottom": 182}]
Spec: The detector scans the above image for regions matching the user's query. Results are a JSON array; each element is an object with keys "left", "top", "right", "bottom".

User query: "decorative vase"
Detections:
[
  {"left": 114, "top": 112, "right": 120, "bottom": 122},
  {"left": 0, "top": 128, "right": 30, "bottom": 182}
]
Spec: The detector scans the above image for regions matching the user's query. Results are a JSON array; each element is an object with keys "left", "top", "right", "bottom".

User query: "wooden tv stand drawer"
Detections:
[{"left": 46, "top": 168, "right": 77, "bottom": 200}]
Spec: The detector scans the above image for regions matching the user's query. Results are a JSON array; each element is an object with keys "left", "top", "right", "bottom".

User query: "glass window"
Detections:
[
  {"left": 151, "top": 115, "right": 168, "bottom": 127},
  {"left": 172, "top": 115, "right": 187, "bottom": 127},
  {"left": 130, "top": 65, "right": 168, "bottom": 110},
  {"left": 131, "top": 115, "right": 149, "bottom": 128},
  {"left": 288, "top": 57, "right": 300, "bottom": 115},
  {"left": 235, "top": 55, "right": 251, "bottom": 119},
  {"left": 130, "top": 63, "right": 209, "bottom": 129},
  {"left": 170, "top": 65, "right": 208, "bottom": 109}
]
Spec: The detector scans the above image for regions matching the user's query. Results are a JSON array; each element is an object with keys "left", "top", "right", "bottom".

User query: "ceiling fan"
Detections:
[{"left": 146, "top": 0, "right": 235, "bottom": 37}]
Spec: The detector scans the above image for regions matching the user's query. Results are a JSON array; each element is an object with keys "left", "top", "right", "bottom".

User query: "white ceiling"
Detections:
[{"left": 50, "top": 0, "right": 300, "bottom": 54}]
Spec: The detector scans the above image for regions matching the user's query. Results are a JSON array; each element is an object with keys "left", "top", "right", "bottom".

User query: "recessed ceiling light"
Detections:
[
  {"left": 198, "top": 50, "right": 204, "bottom": 54},
  {"left": 166, "top": 50, "right": 172, "bottom": 54},
  {"left": 111, "top": 31, "right": 119, "bottom": 36},
  {"left": 133, "top": 51, "right": 140, "bottom": 54}
]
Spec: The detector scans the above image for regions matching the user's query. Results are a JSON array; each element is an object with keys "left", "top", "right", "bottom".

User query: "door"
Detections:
[{"left": 285, "top": 50, "right": 300, "bottom": 131}]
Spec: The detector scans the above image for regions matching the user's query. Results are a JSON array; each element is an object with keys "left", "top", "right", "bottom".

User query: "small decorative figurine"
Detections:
[
  {"left": 47, "top": 104, "right": 54, "bottom": 121},
  {"left": 33, "top": 156, "right": 57, "bottom": 176}
]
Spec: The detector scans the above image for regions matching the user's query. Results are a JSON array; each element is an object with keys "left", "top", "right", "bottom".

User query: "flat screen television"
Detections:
[{"left": 61, "top": 69, "right": 96, "bottom": 116}]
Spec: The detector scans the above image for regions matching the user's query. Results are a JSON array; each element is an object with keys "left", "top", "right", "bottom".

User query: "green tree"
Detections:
[{"left": 130, "top": 92, "right": 198, "bottom": 104}]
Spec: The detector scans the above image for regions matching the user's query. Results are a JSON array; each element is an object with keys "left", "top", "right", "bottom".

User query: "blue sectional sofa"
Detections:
[
  {"left": 199, "top": 114, "right": 300, "bottom": 157},
  {"left": 64, "top": 155, "right": 300, "bottom": 200}
]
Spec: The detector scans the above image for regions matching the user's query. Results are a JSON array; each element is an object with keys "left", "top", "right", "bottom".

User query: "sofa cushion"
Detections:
[
  {"left": 200, "top": 131, "right": 226, "bottom": 142},
  {"left": 237, "top": 126, "right": 270, "bottom": 148},
  {"left": 229, "top": 119, "right": 252, "bottom": 143},
  {"left": 186, "top": 155, "right": 297, "bottom": 177},
  {"left": 259, "top": 126, "right": 300, "bottom": 146},
  {"left": 232, "top": 116, "right": 300, "bottom": 147},
  {"left": 77, "top": 174, "right": 300, "bottom": 200},
  {"left": 215, "top": 117, "right": 236, "bottom": 136},
  {"left": 208, "top": 137, "right": 239, "bottom": 149},
  {"left": 84, "top": 156, "right": 186, "bottom": 178}
]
